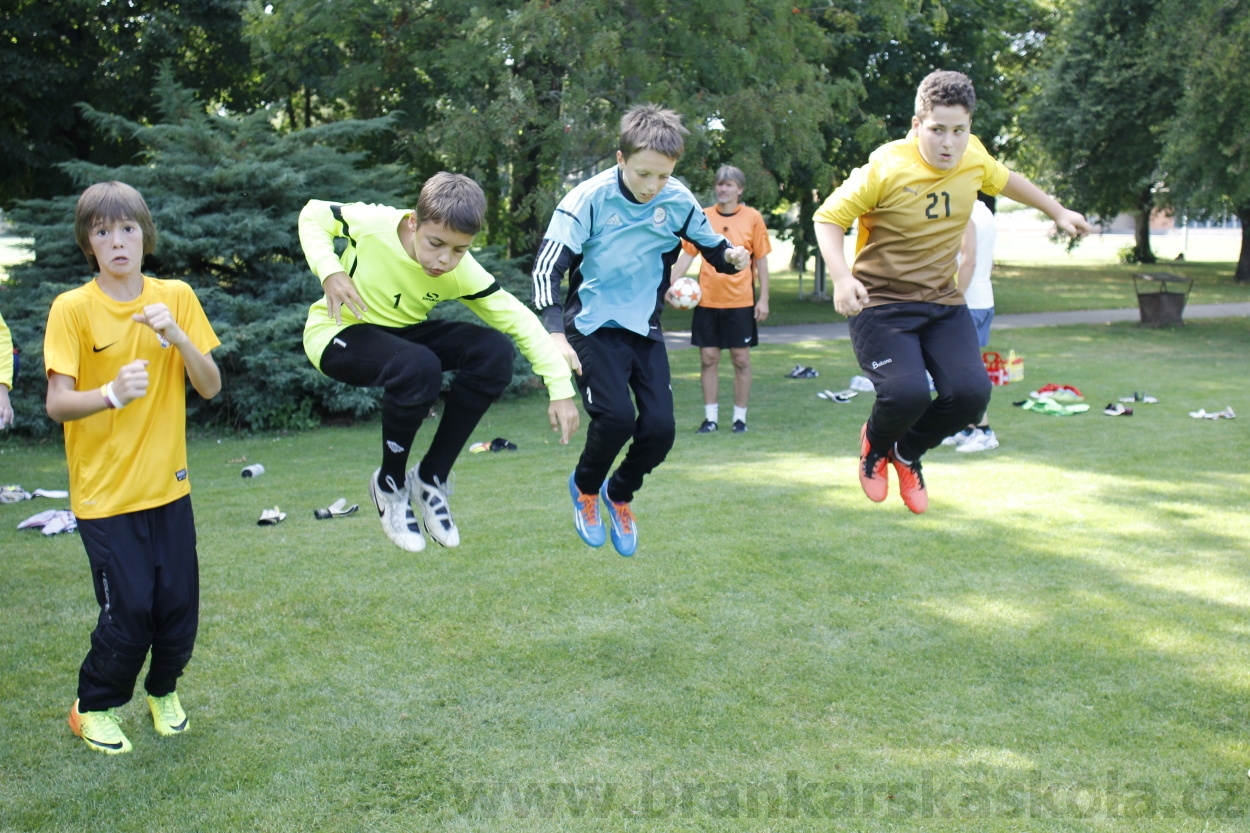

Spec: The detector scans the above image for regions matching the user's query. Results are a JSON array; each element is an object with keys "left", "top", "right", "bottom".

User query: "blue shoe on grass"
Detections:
[
  {"left": 569, "top": 473, "right": 606, "bottom": 548},
  {"left": 599, "top": 481, "right": 638, "bottom": 557}
]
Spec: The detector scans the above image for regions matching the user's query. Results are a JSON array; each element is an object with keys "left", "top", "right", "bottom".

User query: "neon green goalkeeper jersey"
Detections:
[{"left": 300, "top": 200, "right": 574, "bottom": 400}]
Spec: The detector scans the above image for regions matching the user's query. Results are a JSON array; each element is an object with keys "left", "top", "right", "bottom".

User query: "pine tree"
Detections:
[{"left": 4, "top": 70, "right": 407, "bottom": 432}]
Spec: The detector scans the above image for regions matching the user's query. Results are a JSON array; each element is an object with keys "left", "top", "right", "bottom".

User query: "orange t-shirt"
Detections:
[{"left": 681, "top": 204, "right": 771, "bottom": 308}]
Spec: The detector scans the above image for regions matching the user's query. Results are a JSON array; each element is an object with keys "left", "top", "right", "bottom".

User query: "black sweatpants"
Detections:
[
  {"left": 848, "top": 302, "right": 991, "bottom": 460},
  {"left": 569, "top": 327, "right": 675, "bottom": 503},
  {"left": 76, "top": 495, "right": 199, "bottom": 712},
  {"left": 319, "top": 320, "right": 515, "bottom": 483}
]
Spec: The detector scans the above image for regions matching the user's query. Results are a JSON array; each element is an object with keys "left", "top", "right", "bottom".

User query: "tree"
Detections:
[
  {"left": 793, "top": 0, "right": 1048, "bottom": 272},
  {"left": 5, "top": 71, "right": 407, "bottom": 433},
  {"left": 1024, "top": 0, "right": 1181, "bottom": 263},
  {"left": 0, "top": 0, "right": 255, "bottom": 206},
  {"left": 1157, "top": 0, "right": 1250, "bottom": 282}
]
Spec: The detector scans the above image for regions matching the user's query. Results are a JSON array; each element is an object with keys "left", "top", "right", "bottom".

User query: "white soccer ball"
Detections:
[{"left": 669, "top": 277, "right": 702, "bottom": 309}]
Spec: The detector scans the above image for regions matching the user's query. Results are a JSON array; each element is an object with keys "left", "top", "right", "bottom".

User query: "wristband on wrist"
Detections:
[{"left": 102, "top": 381, "right": 124, "bottom": 410}]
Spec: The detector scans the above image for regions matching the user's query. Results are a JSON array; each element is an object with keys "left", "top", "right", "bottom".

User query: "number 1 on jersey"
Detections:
[{"left": 393, "top": 293, "right": 402, "bottom": 308}]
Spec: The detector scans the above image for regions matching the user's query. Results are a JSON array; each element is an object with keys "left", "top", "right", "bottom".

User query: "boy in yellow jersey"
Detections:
[
  {"left": 0, "top": 308, "right": 12, "bottom": 428},
  {"left": 45, "top": 182, "right": 222, "bottom": 754},
  {"left": 814, "top": 71, "right": 1090, "bottom": 514},
  {"left": 672, "top": 165, "right": 772, "bottom": 434},
  {"left": 300, "top": 173, "right": 578, "bottom": 553}
]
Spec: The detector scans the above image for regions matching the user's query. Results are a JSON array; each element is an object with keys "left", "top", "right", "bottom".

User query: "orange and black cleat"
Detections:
[
  {"left": 889, "top": 448, "right": 928, "bottom": 514},
  {"left": 858, "top": 423, "right": 889, "bottom": 503}
]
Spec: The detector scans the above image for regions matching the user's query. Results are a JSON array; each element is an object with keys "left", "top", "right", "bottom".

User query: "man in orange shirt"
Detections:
[{"left": 673, "top": 165, "right": 771, "bottom": 433}]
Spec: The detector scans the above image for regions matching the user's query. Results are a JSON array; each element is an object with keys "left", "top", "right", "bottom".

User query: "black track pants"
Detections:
[{"left": 848, "top": 302, "right": 991, "bottom": 459}]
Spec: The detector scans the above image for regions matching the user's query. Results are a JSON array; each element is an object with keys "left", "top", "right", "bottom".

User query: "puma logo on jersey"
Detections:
[{"left": 903, "top": 186, "right": 919, "bottom": 195}]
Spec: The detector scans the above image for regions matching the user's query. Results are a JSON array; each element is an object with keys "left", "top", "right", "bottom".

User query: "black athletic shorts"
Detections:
[{"left": 691, "top": 306, "right": 758, "bottom": 349}]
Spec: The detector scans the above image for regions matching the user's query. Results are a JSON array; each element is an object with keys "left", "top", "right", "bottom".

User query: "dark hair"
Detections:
[
  {"left": 620, "top": 104, "right": 688, "bottom": 161},
  {"left": 915, "top": 70, "right": 977, "bottom": 118},
  {"left": 416, "top": 172, "right": 486, "bottom": 235},
  {"left": 74, "top": 182, "right": 158, "bottom": 271}
]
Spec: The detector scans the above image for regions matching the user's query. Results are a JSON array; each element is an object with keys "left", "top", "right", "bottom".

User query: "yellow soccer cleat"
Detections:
[{"left": 69, "top": 699, "right": 133, "bottom": 754}]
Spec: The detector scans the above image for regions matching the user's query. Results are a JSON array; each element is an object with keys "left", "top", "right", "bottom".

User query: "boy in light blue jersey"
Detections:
[{"left": 532, "top": 103, "right": 749, "bottom": 556}]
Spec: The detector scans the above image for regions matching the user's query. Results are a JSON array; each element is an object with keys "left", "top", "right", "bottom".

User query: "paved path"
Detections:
[{"left": 663, "top": 302, "right": 1250, "bottom": 350}]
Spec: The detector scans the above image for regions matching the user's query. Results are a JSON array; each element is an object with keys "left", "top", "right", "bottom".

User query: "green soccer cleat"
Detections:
[
  {"left": 147, "top": 691, "right": 189, "bottom": 736},
  {"left": 69, "top": 699, "right": 132, "bottom": 754}
]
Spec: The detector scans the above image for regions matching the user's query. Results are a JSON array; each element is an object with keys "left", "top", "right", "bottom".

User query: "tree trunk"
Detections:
[
  {"left": 484, "top": 153, "right": 502, "bottom": 251},
  {"left": 1133, "top": 189, "right": 1156, "bottom": 264},
  {"left": 790, "top": 188, "right": 816, "bottom": 274},
  {"left": 1237, "top": 206, "right": 1250, "bottom": 284}
]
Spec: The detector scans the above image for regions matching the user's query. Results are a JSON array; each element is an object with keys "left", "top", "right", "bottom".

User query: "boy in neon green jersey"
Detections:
[{"left": 301, "top": 172, "right": 578, "bottom": 552}]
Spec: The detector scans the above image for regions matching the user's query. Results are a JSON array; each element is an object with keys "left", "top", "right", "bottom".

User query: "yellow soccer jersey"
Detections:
[
  {"left": 44, "top": 277, "right": 220, "bottom": 519},
  {"left": 814, "top": 133, "right": 1010, "bottom": 306},
  {"left": 300, "top": 200, "right": 574, "bottom": 400},
  {"left": 0, "top": 308, "right": 12, "bottom": 389}
]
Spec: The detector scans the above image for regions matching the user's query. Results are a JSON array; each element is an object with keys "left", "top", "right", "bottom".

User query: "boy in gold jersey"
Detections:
[
  {"left": 45, "top": 182, "right": 222, "bottom": 754},
  {"left": 814, "top": 71, "right": 1090, "bottom": 514}
]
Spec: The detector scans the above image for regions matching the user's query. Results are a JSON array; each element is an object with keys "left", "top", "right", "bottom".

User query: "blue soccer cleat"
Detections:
[
  {"left": 569, "top": 473, "right": 606, "bottom": 548},
  {"left": 599, "top": 481, "right": 638, "bottom": 557}
]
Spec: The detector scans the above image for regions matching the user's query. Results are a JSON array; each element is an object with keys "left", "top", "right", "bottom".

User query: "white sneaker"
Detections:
[
  {"left": 369, "top": 469, "right": 425, "bottom": 552},
  {"left": 409, "top": 465, "right": 459, "bottom": 548},
  {"left": 956, "top": 428, "right": 999, "bottom": 453},
  {"left": 942, "top": 428, "right": 974, "bottom": 447}
]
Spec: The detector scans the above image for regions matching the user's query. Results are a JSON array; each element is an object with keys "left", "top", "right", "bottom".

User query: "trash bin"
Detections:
[{"left": 1132, "top": 272, "right": 1193, "bottom": 327}]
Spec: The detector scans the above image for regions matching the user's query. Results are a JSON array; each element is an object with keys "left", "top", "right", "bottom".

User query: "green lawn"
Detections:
[
  {"left": 665, "top": 261, "right": 1250, "bottom": 331},
  {"left": 2, "top": 319, "right": 1249, "bottom": 831}
]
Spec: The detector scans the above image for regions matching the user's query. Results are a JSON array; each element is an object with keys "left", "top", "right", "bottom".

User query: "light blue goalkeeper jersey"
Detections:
[{"left": 532, "top": 167, "right": 735, "bottom": 341}]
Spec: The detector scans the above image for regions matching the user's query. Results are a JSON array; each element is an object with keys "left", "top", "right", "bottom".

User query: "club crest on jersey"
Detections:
[
  {"left": 652, "top": 207, "right": 667, "bottom": 224},
  {"left": 606, "top": 214, "right": 623, "bottom": 227}
]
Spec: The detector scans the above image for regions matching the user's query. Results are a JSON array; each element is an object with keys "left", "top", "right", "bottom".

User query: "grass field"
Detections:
[
  {"left": 2, "top": 317, "right": 1249, "bottom": 831},
  {"left": 664, "top": 259, "right": 1250, "bottom": 331}
]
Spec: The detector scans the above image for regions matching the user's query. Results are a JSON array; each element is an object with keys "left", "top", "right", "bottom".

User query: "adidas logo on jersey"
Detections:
[{"left": 606, "top": 214, "right": 623, "bottom": 227}]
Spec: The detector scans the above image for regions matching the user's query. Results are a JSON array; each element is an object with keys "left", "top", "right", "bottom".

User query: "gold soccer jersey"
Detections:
[
  {"left": 814, "top": 133, "right": 1010, "bottom": 306},
  {"left": 44, "top": 278, "right": 220, "bottom": 519},
  {"left": 299, "top": 200, "right": 574, "bottom": 400}
]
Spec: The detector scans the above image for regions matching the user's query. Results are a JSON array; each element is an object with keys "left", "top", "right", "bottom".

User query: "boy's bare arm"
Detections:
[
  {"left": 1000, "top": 173, "right": 1091, "bottom": 238},
  {"left": 958, "top": 222, "right": 977, "bottom": 288},
  {"left": 814, "top": 221, "right": 869, "bottom": 316},
  {"left": 46, "top": 364, "right": 149, "bottom": 423},
  {"left": 672, "top": 251, "right": 697, "bottom": 279},
  {"left": 133, "top": 303, "right": 221, "bottom": 399},
  {"left": 548, "top": 332, "right": 582, "bottom": 376}
]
